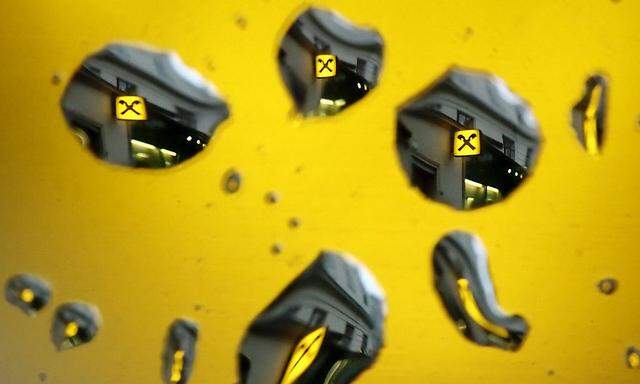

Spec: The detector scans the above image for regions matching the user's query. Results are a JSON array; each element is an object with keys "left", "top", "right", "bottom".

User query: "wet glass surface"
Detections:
[
  {"left": 237, "top": 251, "right": 386, "bottom": 384},
  {"left": 162, "top": 319, "right": 198, "bottom": 384},
  {"left": 278, "top": 7, "right": 383, "bottom": 117},
  {"left": 61, "top": 43, "right": 229, "bottom": 168},
  {"left": 432, "top": 231, "right": 529, "bottom": 351},
  {"left": 4, "top": 274, "right": 51, "bottom": 316},
  {"left": 571, "top": 75, "right": 608, "bottom": 155},
  {"left": 51, "top": 302, "right": 101, "bottom": 350},
  {"left": 397, "top": 68, "right": 541, "bottom": 210}
]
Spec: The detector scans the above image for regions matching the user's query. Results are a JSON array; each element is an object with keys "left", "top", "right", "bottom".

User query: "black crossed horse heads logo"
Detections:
[
  {"left": 317, "top": 57, "right": 334, "bottom": 74},
  {"left": 118, "top": 99, "right": 141, "bottom": 116},
  {"left": 457, "top": 132, "right": 477, "bottom": 151}
]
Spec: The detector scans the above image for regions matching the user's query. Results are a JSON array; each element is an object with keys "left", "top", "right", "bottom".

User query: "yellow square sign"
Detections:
[
  {"left": 115, "top": 96, "right": 147, "bottom": 121},
  {"left": 315, "top": 54, "right": 336, "bottom": 78},
  {"left": 453, "top": 129, "right": 481, "bottom": 156}
]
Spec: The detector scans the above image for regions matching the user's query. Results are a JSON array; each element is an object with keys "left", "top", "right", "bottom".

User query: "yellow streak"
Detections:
[{"left": 457, "top": 278, "right": 509, "bottom": 338}]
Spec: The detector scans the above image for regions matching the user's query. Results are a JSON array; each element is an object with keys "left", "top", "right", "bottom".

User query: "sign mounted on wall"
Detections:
[
  {"left": 115, "top": 96, "right": 147, "bottom": 121},
  {"left": 453, "top": 129, "right": 481, "bottom": 157}
]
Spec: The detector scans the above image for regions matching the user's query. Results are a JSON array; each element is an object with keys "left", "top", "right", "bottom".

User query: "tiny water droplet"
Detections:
[
  {"left": 597, "top": 278, "right": 618, "bottom": 295},
  {"left": 288, "top": 217, "right": 301, "bottom": 228},
  {"left": 265, "top": 191, "right": 280, "bottom": 204},
  {"left": 5, "top": 274, "right": 51, "bottom": 316},
  {"left": 223, "top": 169, "right": 242, "bottom": 193},
  {"left": 271, "top": 243, "right": 283, "bottom": 254}
]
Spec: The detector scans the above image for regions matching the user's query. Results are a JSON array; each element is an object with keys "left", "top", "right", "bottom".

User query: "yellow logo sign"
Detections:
[
  {"left": 315, "top": 54, "right": 336, "bottom": 78},
  {"left": 115, "top": 96, "right": 147, "bottom": 121},
  {"left": 280, "top": 327, "right": 326, "bottom": 384},
  {"left": 453, "top": 129, "right": 481, "bottom": 156}
]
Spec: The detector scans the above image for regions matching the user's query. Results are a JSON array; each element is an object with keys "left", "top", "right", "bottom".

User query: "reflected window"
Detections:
[
  {"left": 61, "top": 43, "right": 229, "bottom": 169},
  {"left": 396, "top": 68, "right": 541, "bottom": 210},
  {"left": 278, "top": 7, "right": 384, "bottom": 117}
]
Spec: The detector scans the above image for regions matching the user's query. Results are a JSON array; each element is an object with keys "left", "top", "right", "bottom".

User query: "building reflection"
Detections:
[
  {"left": 279, "top": 7, "right": 383, "bottom": 116},
  {"left": 397, "top": 68, "right": 541, "bottom": 210},
  {"left": 61, "top": 43, "right": 229, "bottom": 168}
]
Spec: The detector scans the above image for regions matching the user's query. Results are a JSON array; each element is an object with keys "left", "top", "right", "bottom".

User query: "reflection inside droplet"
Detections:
[
  {"left": 51, "top": 302, "right": 101, "bottom": 350},
  {"left": 571, "top": 75, "right": 608, "bottom": 155},
  {"left": 396, "top": 68, "right": 541, "bottom": 210},
  {"left": 433, "top": 231, "right": 529, "bottom": 351},
  {"left": 60, "top": 43, "right": 229, "bottom": 168},
  {"left": 162, "top": 319, "right": 198, "bottom": 384},
  {"left": 238, "top": 251, "right": 386, "bottom": 383},
  {"left": 278, "top": 7, "right": 384, "bottom": 117}
]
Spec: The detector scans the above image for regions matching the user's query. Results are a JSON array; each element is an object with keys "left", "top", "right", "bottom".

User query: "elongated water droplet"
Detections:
[
  {"left": 163, "top": 319, "right": 198, "bottom": 384},
  {"left": 5, "top": 274, "right": 51, "bottom": 316}
]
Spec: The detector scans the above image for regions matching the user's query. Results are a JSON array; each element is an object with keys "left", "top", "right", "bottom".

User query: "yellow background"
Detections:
[{"left": 1, "top": 0, "right": 639, "bottom": 382}]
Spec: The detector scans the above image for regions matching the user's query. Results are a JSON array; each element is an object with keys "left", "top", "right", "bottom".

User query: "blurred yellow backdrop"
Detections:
[{"left": 1, "top": 0, "right": 639, "bottom": 382}]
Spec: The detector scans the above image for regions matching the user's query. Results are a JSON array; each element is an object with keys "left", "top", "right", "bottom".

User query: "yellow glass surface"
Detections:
[
  {"left": 315, "top": 54, "right": 337, "bottom": 78},
  {"left": 115, "top": 95, "right": 147, "bottom": 121},
  {"left": 453, "top": 129, "right": 481, "bottom": 157},
  {"left": 0, "top": 1, "right": 639, "bottom": 383},
  {"left": 280, "top": 327, "right": 327, "bottom": 384}
]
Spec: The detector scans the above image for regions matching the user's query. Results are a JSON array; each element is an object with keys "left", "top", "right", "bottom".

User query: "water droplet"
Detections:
[
  {"left": 627, "top": 347, "right": 640, "bottom": 368},
  {"left": 433, "top": 231, "right": 529, "bottom": 351},
  {"left": 278, "top": 7, "right": 383, "bottom": 117},
  {"left": 397, "top": 68, "right": 540, "bottom": 210},
  {"left": 235, "top": 15, "right": 247, "bottom": 29},
  {"left": 60, "top": 43, "right": 229, "bottom": 169},
  {"left": 597, "top": 278, "right": 618, "bottom": 295},
  {"left": 38, "top": 372, "right": 47, "bottom": 382},
  {"left": 223, "top": 169, "right": 242, "bottom": 193},
  {"left": 163, "top": 319, "right": 198, "bottom": 384},
  {"left": 51, "top": 302, "right": 101, "bottom": 350},
  {"left": 571, "top": 75, "right": 608, "bottom": 155},
  {"left": 238, "top": 251, "right": 386, "bottom": 382},
  {"left": 5, "top": 274, "right": 51, "bottom": 316},
  {"left": 288, "top": 217, "right": 301, "bottom": 228},
  {"left": 51, "top": 73, "right": 62, "bottom": 85},
  {"left": 271, "top": 243, "right": 283, "bottom": 254},
  {"left": 265, "top": 191, "right": 280, "bottom": 204}
]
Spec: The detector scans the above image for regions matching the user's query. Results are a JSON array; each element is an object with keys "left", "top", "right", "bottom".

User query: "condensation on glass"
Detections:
[
  {"left": 237, "top": 250, "right": 386, "bottom": 384},
  {"left": 432, "top": 231, "right": 529, "bottom": 351},
  {"left": 396, "top": 68, "right": 541, "bottom": 210},
  {"left": 60, "top": 43, "right": 229, "bottom": 168},
  {"left": 571, "top": 75, "right": 608, "bottom": 155},
  {"left": 5, "top": 273, "right": 51, "bottom": 316},
  {"left": 278, "top": 7, "right": 384, "bottom": 117},
  {"left": 162, "top": 319, "right": 198, "bottom": 384},
  {"left": 51, "top": 302, "right": 101, "bottom": 350}
]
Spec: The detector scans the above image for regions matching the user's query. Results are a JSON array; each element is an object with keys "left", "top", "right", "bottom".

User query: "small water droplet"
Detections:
[
  {"left": 38, "top": 372, "right": 47, "bottom": 382},
  {"left": 5, "top": 274, "right": 51, "bottom": 316},
  {"left": 271, "top": 243, "right": 283, "bottom": 254},
  {"left": 163, "top": 319, "right": 198, "bottom": 384},
  {"left": 265, "top": 191, "right": 280, "bottom": 204},
  {"left": 235, "top": 15, "right": 247, "bottom": 29},
  {"left": 223, "top": 169, "right": 242, "bottom": 193},
  {"left": 288, "top": 217, "right": 301, "bottom": 228},
  {"left": 597, "top": 278, "right": 618, "bottom": 295},
  {"left": 627, "top": 347, "right": 640, "bottom": 369},
  {"left": 51, "top": 302, "right": 101, "bottom": 350},
  {"left": 51, "top": 73, "right": 62, "bottom": 85}
]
